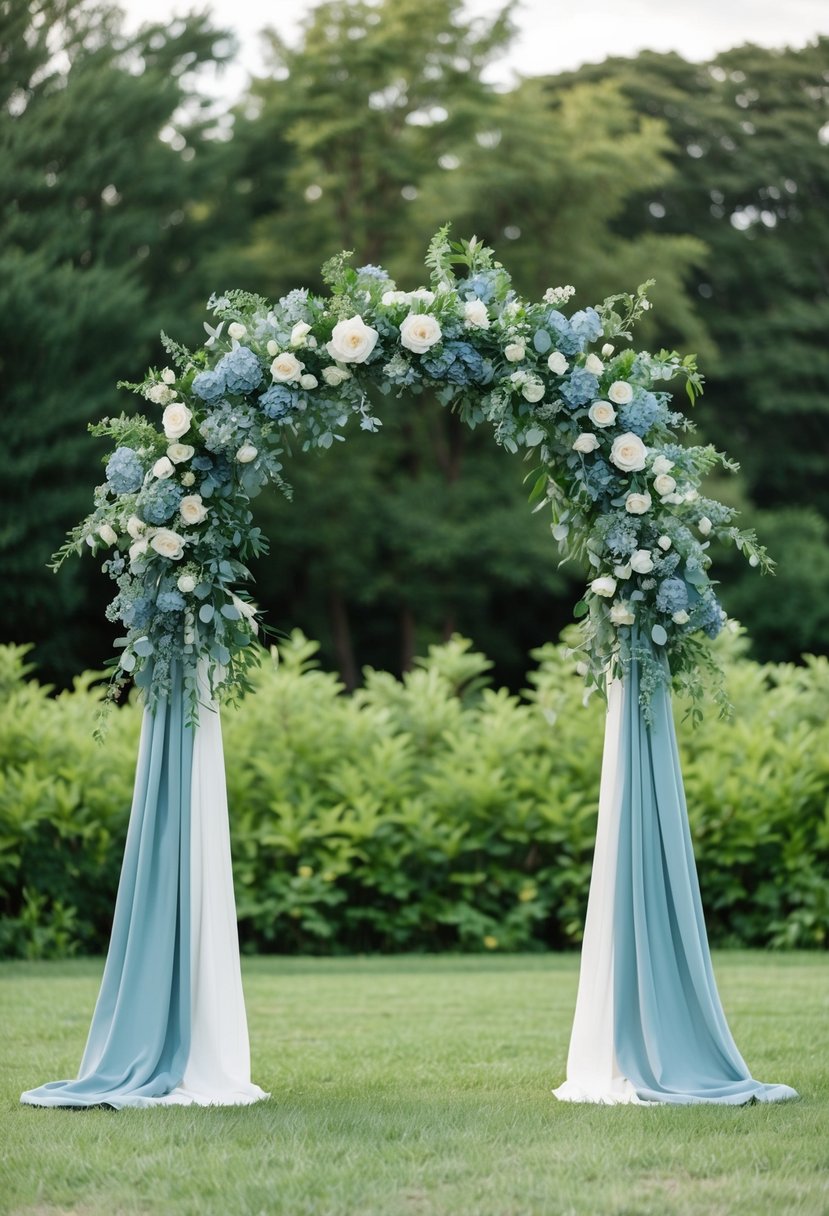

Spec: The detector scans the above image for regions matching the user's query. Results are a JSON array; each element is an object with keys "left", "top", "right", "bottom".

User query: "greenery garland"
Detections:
[{"left": 53, "top": 228, "right": 770, "bottom": 723}]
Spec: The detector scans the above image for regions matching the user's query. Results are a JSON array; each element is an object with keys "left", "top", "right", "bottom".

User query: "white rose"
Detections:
[
  {"left": 630, "top": 549, "right": 654, "bottom": 574},
  {"left": 504, "top": 342, "right": 525, "bottom": 362},
  {"left": 601, "top": 343, "right": 614, "bottom": 357},
  {"left": 625, "top": 492, "right": 652, "bottom": 515},
  {"left": 147, "top": 382, "right": 174, "bottom": 405},
  {"left": 181, "top": 471, "right": 196, "bottom": 487},
  {"left": 167, "top": 443, "right": 194, "bottom": 465},
  {"left": 161, "top": 367, "right": 176, "bottom": 385},
  {"left": 290, "top": 321, "right": 312, "bottom": 346},
  {"left": 672, "top": 610, "right": 690, "bottom": 625},
  {"left": 463, "top": 299, "right": 490, "bottom": 329},
  {"left": 610, "top": 432, "right": 648, "bottom": 472},
  {"left": 228, "top": 322, "right": 247, "bottom": 341},
  {"left": 610, "top": 601, "right": 636, "bottom": 627},
  {"left": 573, "top": 432, "right": 600, "bottom": 453},
  {"left": 126, "top": 515, "right": 145, "bottom": 540},
  {"left": 381, "top": 290, "right": 409, "bottom": 307},
  {"left": 162, "top": 402, "right": 192, "bottom": 440},
  {"left": 652, "top": 454, "right": 675, "bottom": 475},
  {"left": 236, "top": 443, "right": 258, "bottom": 463},
  {"left": 698, "top": 516, "right": 713, "bottom": 536},
  {"left": 149, "top": 528, "right": 186, "bottom": 560},
  {"left": 547, "top": 351, "right": 569, "bottom": 375},
  {"left": 591, "top": 576, "right": 617, "bottom": 598},
  {"left": 588, "top": 400, "right": 616, "bottom": 428},
  {"left": 271, "top": 351, "right": 304, "bottom": 382},
  {"left": 584, "top": 353, "right": 604, "bottom": 375},
  {"left": 654, "top": 473, "right": 677, "bottom": 496},
  {"left": 522, "top": 381, "right": 544, "bottom": 403},
  {"left": 408, "top": 288, "right": 435, "bottom": 304},
  {"left": 608, "top": 380, "right": 634, "bottom": 405},
  {"left": 657, "top": 535, "right": 672, "bottom": 551},
  {"left": 267, "top": 339, "right": 279, "bottom": 356},
  {"left": 177, "top": 573, "right": 196, "bottom": 594},
  {"left": 327, "top": 315, "right": 380, "bottom": 363},
  {"left": 300, "top": 373, "right": 318, "bottom": 390},
  {"left": 684, "top": 488, "right": 699, "bottom": 502},
  {"left": 664, "top": 492, "right": 685, "bottom": 505},
  {"left": 400, "top": 313, "right": 442, "bottom": 354},
  {"left": 153, "top": 456, "right": 175, "bottom": 480},
  {"left": 98, "top": 523, "right": 118, "bottom": 546},
  {"left": 613, "top": 563, "right": 632, "bottom": 579},
  {"left": 322, "top": 365, "right": 351, "bottom": 387},
  {"left": 129, "top": 538, "right": 148, "bottom": 563},
  {"left": 179, "top": 494, "right": 208, "bottom": 526}
]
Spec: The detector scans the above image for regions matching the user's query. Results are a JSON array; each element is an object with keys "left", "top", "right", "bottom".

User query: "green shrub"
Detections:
[{"left": 1, "top": 632, "right": 827, "bottom": 958}]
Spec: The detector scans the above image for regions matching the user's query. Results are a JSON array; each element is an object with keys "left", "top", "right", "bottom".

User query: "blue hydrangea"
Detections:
[
  {"left": 356, "top": 264, "right": 392, "bottom": 282},
  {"left": 216, "top": 346, "right": 263, "bottom": 395},
  {"left": 278, "top": 288, "right": 310, "bottom": 324},
  {"left": 139, "top": 479, "right": 184, "bottom": 526},
  {"left": 569, "top": 307, "right": 603, "bottom": 344},
  {"left": 619, "top": 391, "right": 665, "bottom": 437},
  {"left": 605, "top": 521, "right": 639, "bottom": 556},
  {"left": 157, "top": 590, "right": 186, "bottom": 613},
  {"left": 259, "top": 384, "right": 301, "bottom": 420},
  {"left": 544, "top": 310, "right": 581, "bottom": 356},
  {"left": 192, "top": 368, "right": 227, "bottom": 402},
  {"left": 191, "top": 455, "right": 214, "bottom": 472},
  {"left": 698, "top": 593, "right": 726, "bottom": 638},
  {"left": 655, "top": 577, "right": 688, "bottom": 615},
  {"left": 422, "top": 341, "right": 488, "bottom": 386},
  {"left": 106, "top": 446, "right": 144, "bottom": 495},
  {"left": 463, "top": 271, "right": 500, "bottom": 303},
  {"left": 582, "top": 457, "right": 614, "bottom": 499},
  {"left": 560, "top": 368, "right": 599, "bottom": 407},
  {"left": 121, "top": 593, "right": 154, "bottom": 630}
]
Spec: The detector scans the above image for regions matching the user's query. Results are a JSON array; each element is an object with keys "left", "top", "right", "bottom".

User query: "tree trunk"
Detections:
[{"left": 328, "top": 588, "right": 357, "bottom": 690}]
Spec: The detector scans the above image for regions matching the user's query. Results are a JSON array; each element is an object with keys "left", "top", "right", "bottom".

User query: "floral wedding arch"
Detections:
[{"left": 23, "top": 230, "right": 796, "bottom": 1110}]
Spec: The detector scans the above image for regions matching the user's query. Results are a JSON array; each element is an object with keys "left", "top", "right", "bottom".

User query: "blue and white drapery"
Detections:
[
  {"left": 21, "top": 669, "right": 267, "bottom": 1109},
  {"left": 554, "top": 646, "right": 797, "bottom": 1106}
]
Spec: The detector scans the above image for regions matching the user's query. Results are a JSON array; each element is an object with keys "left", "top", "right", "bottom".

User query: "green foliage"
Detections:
[{"left": 1, "top": 635, "right": 827, "bottom": 958}]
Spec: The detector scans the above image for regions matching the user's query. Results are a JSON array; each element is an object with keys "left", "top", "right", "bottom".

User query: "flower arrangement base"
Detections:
[
  {"left": 20, "top": 667, "right": 267, "bottom": 1109},
  {"left": 554, "top": 640, "right": 798, "bottom": 1106}
]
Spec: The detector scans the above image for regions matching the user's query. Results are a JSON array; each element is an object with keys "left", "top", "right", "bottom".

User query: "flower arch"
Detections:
[{"left": 56, "top": 227, "right": 768, "bottom": 718}]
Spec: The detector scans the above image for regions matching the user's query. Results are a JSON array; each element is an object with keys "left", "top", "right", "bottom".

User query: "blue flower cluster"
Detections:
[
  {"left": 697, "top": 592, "right": 726, "bottom": 638},
  {"left": 106, "top": 447, "right": 144, "bottom": 495},
  {"left": 217, "top": 346, "right": 264, "bottom": 395},
  {"left": 157, "top": 590, "right": 186, "bottom": 614},
  {"left": 462, "top": 270, "right": 501, "bottom": 303},
  {"left": 560, "top": 368, "right": 599, "bottom": 407},
  {"left": 619, "top": 392, "right": 665, "bottom": 437},
  {"left": 120, "top": 592, "right": 154, "bottom": 630},
  {"left": 192, "top": 368, "right": 226, "bottom": 402},
  {"left": 277, "top": 288, "right": 310, "bottom": 325},
  {"left": 656, "top": 577, "right": 688, "bottom": 615},
  {"left": 604, "top": 521, "right": 639, "bottom": 557},
  {"left": 422, "top": 341, "right": 490, "bottom": 386},
  {"left": 259, "top": 384, "right": 301, "bottom": 420},
  {"left": 139, "top": 479, "right": 184, "bottom": 526},
  {"left": 356, "top": 264, "right": 392, "bottom": 282},
  {"left": 570, "top": 308, "right": 603, "bottom": 343},
  {"left": 582, "top": 457, "right": 615, "bottom": 500}
]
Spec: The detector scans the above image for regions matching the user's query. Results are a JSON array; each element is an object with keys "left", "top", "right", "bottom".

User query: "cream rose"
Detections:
[
  {"left": 179, "top": 495, "right": 208, "bottom": 526},
  {"left": 236, "top": 444, "right": 258, "bottom": 463},
  {"left": 327, "top": 315, "right": 380, "bottom": 363},
  {"left": 630, "top": 549, "right": 654, "bottom": 574},
  {"left": 266, "top": 339, "right": 279, "bottom": 357},
  {"left": 149, "top": 529, "right": 186, "bottom": 560},
  {"left": 584, "top": 353, "right": 604, "bottom": 375},
  {"left": 290, "top": 321, "right": 312, "bottom": 346},
  {"left": 463, "top": 299, "right": 490, "bottom": 329},
  {"left": 547, "top": 351, "right": 569, "bottom": 375},
  {"left": 588, "top": 400, "right": 616, "bottom": 428},
  {"left": 504, "top": 342, "right": 525, "bottom": 362},
  {"left": 400, "top": 313, "right": 442, "bottom": 354},
  {"left": 177, "top": 573, "right": 196, "bottom": 594},
  {"left": 98, "top": 523, "right": 118, "bottom": 546},
  {"left": 300, "top": 373, "right": 318, "bottom": 390},
  {"left": 181, "top": 471, "right": 195, "bottom": 487},
  {"left": 654, "top": 473, "right": 677, "bottom": 496},
  {"left": 625, "top": 492, "right": 652, "bottom": 515},
  {"left": 228, "top": 322, "right": 247, "bottom": 341},
  {"left": 271, "top": 351, "right": 304, "bottom": 382},
  {"left": 522, "top": 380, "right": 544, "bottom": 403},
  {"left": 591, "top": 575, "right": 617, "bottom": 598},
  {"left": 408, "top": 288, "right": 435, "bottom": 304},
  {"left": 610, "top": 601, "right": 636, "bottom": 626},
  {"left": 147, "top": 382, "right": 174, "bottom": 405},
  {"left": 573, "top": 433, "right": 600, "bottom": 454},
  {"left": 610, "top": 432, "right": 648, "bottom": 472},
  {"left": 613, "top": 563, "right": 632, "bottom": 580},
  {"left": 672, "top": 610, "right": 690, "bottom": 625},
  {"left": 167, "top": 443, "right": 194, "bottom": 465},
  {"left": 381, "top": 290, "right": 409, "bottom": 307},
  {"left": 322, "top": 365, "right": 351, "bottom": 387},
  {"left": 698, "top": 516, "right": 713, "bottom": 536},
  {"left": 162, "top": 402, "right": 192, "bottom": 440},
  {"left": 152, "top": 456, "right": 175, "bottom": 480},
  {"left": 651, "top": 454, "right": 675, "bottom": 475},
  {"left": 129, "top": 538, "right": 148, "bottom": 563},
  {"left": 608, "top": 380, "right": 634, "bottom": 405},
  {"left": 657, "top": 535, "right": 672, "bottom": 551},
  {"left": 161, "top": 367, "right": 176, "bottom": 384},
  {"left": 601, "top": 343, "right": 615, "bottom": 357},
  {"left": 126, "top": 515, "right": 145, "bottom": 540}
]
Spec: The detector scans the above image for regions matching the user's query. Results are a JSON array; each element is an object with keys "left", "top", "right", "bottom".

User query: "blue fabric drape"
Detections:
[
  {"left": 612, "top": 642, "right": 797, "bottom": 1104},
  {"left": 21, "top": 672, "right": 193, "bottom": 1109}
]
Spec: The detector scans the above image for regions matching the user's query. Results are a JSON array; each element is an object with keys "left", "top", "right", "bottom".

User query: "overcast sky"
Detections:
[{"left": 121, "top": 0, "right": 828, "bottom": 101}]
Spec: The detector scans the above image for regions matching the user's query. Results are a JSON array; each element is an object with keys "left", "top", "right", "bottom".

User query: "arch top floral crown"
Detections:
[{"left": 54, "top": 226, "right": 769, "bottom": 722}]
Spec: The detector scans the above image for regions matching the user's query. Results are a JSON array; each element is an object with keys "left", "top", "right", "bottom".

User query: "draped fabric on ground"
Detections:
[
  {"left": 555, "top": 642, "right": 798, "bottom": 1106},
  {"left": 21, "top": 669, "right": 266, "bottom": 1110}
]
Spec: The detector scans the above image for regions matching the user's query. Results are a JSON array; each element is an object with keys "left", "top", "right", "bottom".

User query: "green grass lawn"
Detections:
[{"left": 1, "top": 953, "right": 827, "bottom": 1216}]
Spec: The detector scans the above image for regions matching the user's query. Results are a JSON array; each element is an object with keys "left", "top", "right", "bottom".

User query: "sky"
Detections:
[{"left": 120, "top": 0, "right": 829, "bottom": 101}]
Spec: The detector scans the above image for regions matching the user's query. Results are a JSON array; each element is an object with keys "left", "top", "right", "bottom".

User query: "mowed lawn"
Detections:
[{"left": 1, "top": 953, "right": 827, "bottom": 1216}]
